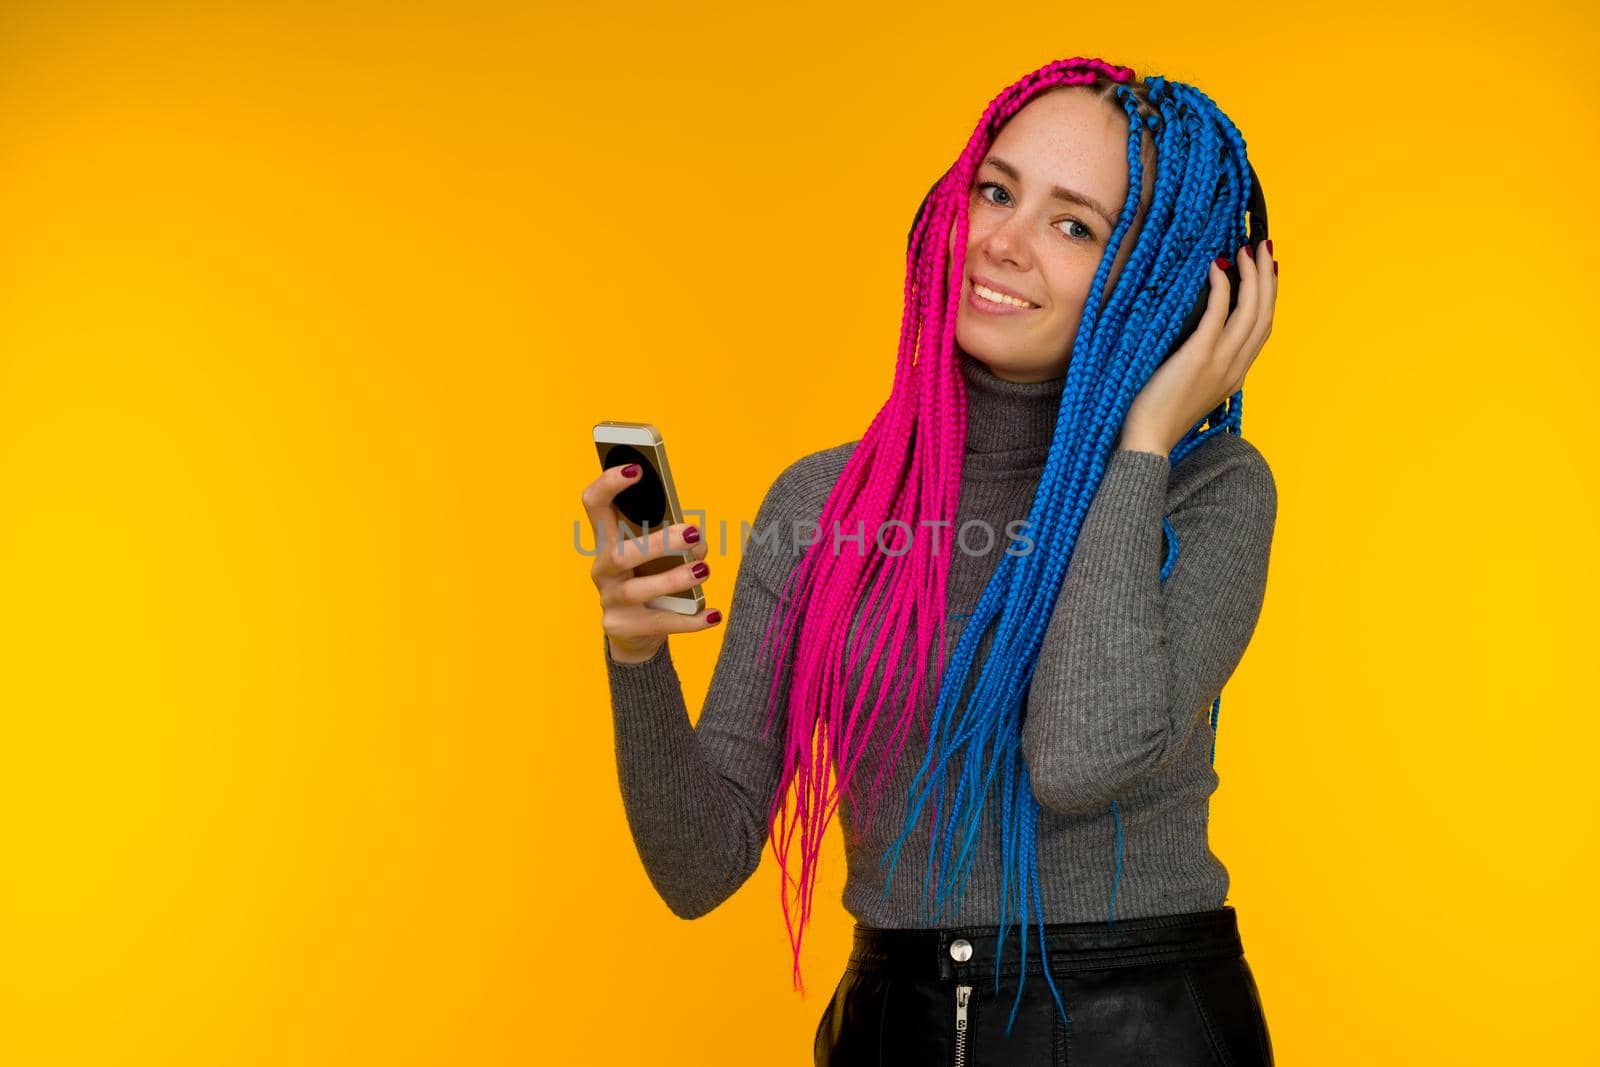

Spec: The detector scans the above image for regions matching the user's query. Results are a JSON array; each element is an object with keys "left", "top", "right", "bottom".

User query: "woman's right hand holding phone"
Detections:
[{"left": 584, "top": 463, "right": 722, "bottom": 664}]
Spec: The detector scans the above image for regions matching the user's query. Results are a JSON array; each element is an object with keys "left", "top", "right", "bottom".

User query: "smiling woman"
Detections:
[{"left": 597, "top": 53, "right": 1280, "bottom": 1067}]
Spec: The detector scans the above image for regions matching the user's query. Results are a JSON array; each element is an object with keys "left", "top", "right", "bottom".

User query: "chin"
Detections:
[
  {"left": 958, "top": 344, "right": 1020, "bottom": 372},
  {"left": 954, "top": 333, "right": 1005, "bottom": 369}
]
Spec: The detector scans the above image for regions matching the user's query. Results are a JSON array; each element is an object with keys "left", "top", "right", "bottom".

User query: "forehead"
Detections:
[{"left": 986, "top": 89, "right": 1132, "bottom": 200}]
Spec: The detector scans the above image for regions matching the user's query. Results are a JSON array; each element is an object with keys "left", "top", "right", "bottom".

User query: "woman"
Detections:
[{"left": 586, "top": 55, "right": 1279, "bottom": 1065}]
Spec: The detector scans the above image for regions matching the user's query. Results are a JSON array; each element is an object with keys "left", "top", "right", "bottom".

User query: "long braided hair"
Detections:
[{"left": 755, "top": 56, "right": 1256, "bottom": 1032}]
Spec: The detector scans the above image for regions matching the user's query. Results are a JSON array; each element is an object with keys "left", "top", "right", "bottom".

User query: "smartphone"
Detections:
[{"left": 592, "top": 421, "right": 706, "bottom": 615}]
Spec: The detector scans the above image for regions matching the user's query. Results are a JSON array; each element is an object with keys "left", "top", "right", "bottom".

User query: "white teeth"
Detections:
[{"left": 973, "top": 283, "right": 1036, "bottom": 308}]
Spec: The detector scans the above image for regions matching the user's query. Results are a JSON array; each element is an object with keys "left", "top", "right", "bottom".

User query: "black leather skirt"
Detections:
[{"left": 813, "top": 905, "right": 1274, "bottom": 1066}]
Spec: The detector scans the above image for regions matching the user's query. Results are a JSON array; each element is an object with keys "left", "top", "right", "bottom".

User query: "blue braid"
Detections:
[
  {"left": 1159, "top": 515, "right": 1228, "bottom": 767},
  {"left": 877, "top": 76, "right": 1257, "bottom": 1037},
  {"left": 1108, "top": 798, "right": 1124, "bottom": 927}
]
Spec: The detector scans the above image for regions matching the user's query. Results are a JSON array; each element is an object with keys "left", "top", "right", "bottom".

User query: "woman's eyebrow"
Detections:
[{"left": 981, "top": 156, "right": 1116, "bottom": 229}]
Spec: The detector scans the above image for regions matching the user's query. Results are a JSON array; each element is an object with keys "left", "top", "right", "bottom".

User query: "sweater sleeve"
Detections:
[
  {"left": 602, "top": 464, "right": 806, "bottom": 919},
  {"left": 1020, "top": 437, "right": 1278, "bottom": 816}
]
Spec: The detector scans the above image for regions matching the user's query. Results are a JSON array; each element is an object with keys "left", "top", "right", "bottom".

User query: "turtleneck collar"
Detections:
[{"left": 958, "top": 351, "right": 1066, "bottom": 475}]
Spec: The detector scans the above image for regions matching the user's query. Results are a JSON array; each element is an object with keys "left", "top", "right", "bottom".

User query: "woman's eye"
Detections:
[
  {"left": 975, "top": 181, "right": 1011, "bottom": 207},
  {"left": 974, "top": 182, "right": 1094, "bottom": 242}
]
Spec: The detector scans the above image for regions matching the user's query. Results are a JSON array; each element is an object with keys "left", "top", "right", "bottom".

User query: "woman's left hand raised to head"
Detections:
[{"left": 1118, "top": 238, "right": 1277, "bottom": 456}]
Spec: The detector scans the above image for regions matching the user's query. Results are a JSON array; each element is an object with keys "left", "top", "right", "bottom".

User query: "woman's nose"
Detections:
[{"left": 979, "top": 214, "right": 1029, "bottom": 263}]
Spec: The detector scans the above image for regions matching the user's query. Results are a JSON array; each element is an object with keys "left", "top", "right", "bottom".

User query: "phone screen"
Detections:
[{"left": 594, "top": 440, "right": 684, "bottom": 581}]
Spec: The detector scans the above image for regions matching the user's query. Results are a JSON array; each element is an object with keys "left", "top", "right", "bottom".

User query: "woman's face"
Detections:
[{"left": 948, "top": 87, "right": 1151, "bottom": 384}]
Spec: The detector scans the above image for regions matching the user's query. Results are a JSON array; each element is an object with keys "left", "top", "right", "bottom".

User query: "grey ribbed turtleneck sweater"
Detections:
[{"left": 602, "top": 351, "right": 1277, "bottom": 927}]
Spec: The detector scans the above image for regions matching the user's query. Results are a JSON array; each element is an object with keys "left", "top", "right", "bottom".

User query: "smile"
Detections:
[
  {"left": 972, "top": 282, "right": 1038, "bottom": 308},
  {"left": 967, "top": 282, "right": 1040, "bottom": 317}
]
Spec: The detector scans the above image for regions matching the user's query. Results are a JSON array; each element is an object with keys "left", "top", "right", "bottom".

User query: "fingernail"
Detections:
[
  {"left": 1273, "top": 261, "right": 1278, "bottom": 276},
  {"left": 1240, "top": 244, "right": 1253, "bottom": 260},
  {"left": 691, "top": 561, "right": 710, "bottom": 579},
  {"left": 1265, "top": 239, "right": 1274, "bottom": 256},
  {"left": 705, "top": 610, "right": 722, "bottom": 625},
  {"left": 683, "top": 526, "right": 701, "bottom": 544},
  {"left": 1213, "top": 256, "right": 1230, "bottom": 270},
  {"left": 621, "top": 464, "right": 640, "bottom": 478}
]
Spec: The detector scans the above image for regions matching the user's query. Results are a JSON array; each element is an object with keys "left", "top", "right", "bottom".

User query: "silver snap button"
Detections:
[{"left": 949, "top": 939, "right": 973, "bottom": 962}]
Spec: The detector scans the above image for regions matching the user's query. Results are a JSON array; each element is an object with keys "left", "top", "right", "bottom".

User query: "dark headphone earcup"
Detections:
[
  {"left": 1168, "top": 258, "right": 1245, "bottom": 361},
  {"left": 1162, "top": 161, "right": 1267, "bottom": 362}
]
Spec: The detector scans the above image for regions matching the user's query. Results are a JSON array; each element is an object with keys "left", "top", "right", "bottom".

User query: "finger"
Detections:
[
  {"left": 1234, "top": 239, "right": 1277, "bottom": 382},
  {"left": 606, "top": 521, "right": 706, "bottom": 576},
  {"left": 612, "top": 557, "right": 712, "bottom": 608},
  {"left": 1217, "top": 242, "right": 1259, "bottom": 363},
  {"left": 1196, "top": 256, "right": 1233, "bottom": 345},
  {"left": 1254, "top": 238, "right": 1277, "bottom": 341},
  {"left": 604, "top": 603, "right": 725, "bottom": 641},
  {"left": 581, "top": 463, "right": 641, "bottom": 563}
]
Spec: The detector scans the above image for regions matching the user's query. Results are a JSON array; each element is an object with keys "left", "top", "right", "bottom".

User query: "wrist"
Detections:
[
  {"left": 608, "top": 635, "right": 666, "bottom": 665},
  {"left": 1116, "top": 432, "right": 1170, "bottom": 457}
]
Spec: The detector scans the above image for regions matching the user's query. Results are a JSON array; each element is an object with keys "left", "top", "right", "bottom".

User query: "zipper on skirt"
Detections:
[{"left": 953, "top": 984, "right": 972, "bottom": 1067}]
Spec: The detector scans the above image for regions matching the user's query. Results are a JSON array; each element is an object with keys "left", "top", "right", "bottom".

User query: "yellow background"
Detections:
[{"left": 2, "top": 2, "right": 1595, "bottom": 1063}]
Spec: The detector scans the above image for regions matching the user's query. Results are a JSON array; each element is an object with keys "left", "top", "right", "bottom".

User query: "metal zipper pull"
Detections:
[{"left": 954, "top": 984, "right": 972, "bottom": 1067}]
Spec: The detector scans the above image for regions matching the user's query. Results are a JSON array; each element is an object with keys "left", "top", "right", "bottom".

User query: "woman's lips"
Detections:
[{"left": 966, "top": 280, "right": 1040, "bottom": 317}]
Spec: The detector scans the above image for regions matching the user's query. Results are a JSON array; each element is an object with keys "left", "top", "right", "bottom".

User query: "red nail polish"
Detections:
[
  {"left": 621, "top": 464, "right": 640, "bottom": 478},
  {"left": 683, "top": 526, "right": 701, "bottom": 544},
  {"left": 1213, "top": 256, "right": 1230, "bottom": 270},
  {"left": 705, "top": 610, "right": 722, "bottom": 625},
  {"left": 1265, "top": 239, "right": 1274, "bottom": 256},
  {"left": 1273, "top": 261, "right": 1278, "bottom": 276},
  {"left": 691, "top": 561, "right": 709, "bottom": 579},
  {"left": 1241, "top": 244, "right": 1253, "bottom": 260}
]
